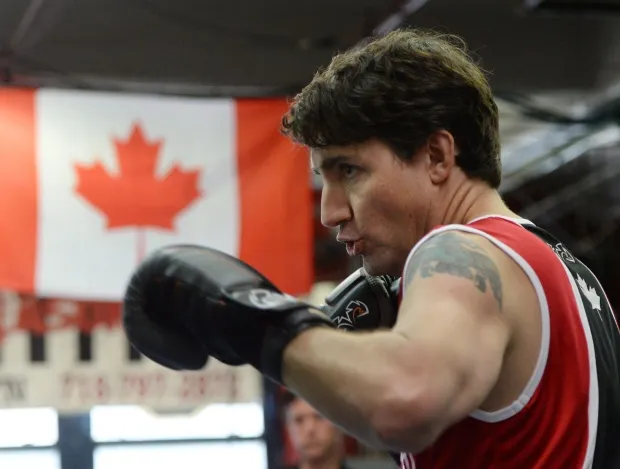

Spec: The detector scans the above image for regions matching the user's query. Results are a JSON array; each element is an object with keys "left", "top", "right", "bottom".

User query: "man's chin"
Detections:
[
  {"left": 362, "top": 257, "right": 383, "bottom": 276},
  {"left": 362, "top": 256, "right": 402, "bottom": 277},
  {"left": 303, "top": 446, "right": 329, "bottom": 462}
]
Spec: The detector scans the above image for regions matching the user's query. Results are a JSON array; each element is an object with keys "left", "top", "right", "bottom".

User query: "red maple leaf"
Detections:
[
  {"left": 74, "top": 123, "right": 202, "bottom": 231},
  {"left": 74, "top": 123, "right": 202, "bottom": 262}
]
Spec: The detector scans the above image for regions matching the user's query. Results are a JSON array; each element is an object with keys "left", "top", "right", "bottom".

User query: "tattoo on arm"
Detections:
[{"left": 404, "top": 232, "right": 503, "bottom": 309}]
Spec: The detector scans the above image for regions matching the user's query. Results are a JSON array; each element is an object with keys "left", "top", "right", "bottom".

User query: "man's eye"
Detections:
[{"left": 339, "top": 163, "right": 357, "bottom": 178}]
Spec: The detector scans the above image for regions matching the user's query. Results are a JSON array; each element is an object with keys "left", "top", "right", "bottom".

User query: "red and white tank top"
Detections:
[{"left": 399, "top": 215, "right": 620, "bottom": 469}]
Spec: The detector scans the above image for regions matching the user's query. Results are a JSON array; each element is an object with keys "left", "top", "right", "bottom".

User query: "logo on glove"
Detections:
[
  {"left": 232, "top": 288, "right": 298, "bottom": 310},
  {"left": 333, "top": 300, "right": 369, "bottom": 330}
]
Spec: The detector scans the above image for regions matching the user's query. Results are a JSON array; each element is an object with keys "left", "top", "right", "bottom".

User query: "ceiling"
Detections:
[
  {"left": 0, "top": 0, "right": 619, "bottom": 95},
  {"left": 1, "top": 0, "right": 620, "bottom": 303}
]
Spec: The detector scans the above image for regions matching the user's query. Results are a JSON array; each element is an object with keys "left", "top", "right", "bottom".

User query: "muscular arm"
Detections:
[
  {"left": 282, "top": 230, "right": 511, "bottom": 453},
  {"left": 393, "top": 232, "right": 510, "bottom": 432}
]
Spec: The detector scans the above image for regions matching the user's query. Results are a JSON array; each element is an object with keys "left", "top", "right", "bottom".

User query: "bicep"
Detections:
[{"left": 394, "top": 231, "right": 511, "bottom": 428}]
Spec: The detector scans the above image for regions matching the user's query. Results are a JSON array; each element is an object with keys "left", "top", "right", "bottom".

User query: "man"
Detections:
[
  {"left": 283, "top": 392, "right": 349, "bottom": 469},
  {"left": 122, "top": 28, "right": 620, "bottom": 468}
]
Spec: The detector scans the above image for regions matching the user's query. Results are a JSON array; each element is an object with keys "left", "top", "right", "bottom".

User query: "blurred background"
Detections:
[{"left": 0, "top": 0, "right": 619, "bottom": 468}]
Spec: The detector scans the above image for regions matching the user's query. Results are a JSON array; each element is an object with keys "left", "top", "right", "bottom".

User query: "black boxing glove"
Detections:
[
  {"left": 322, "top": 268, "right": 400, "bottom": 331},
  {"left": 122, "top": 245, "right": 333, "bottom": 384}
]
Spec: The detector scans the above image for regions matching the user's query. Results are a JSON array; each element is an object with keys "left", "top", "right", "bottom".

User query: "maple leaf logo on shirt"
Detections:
[
  {"left": 576, "top": 274, "right": 601, "bottom": 311},
  {"left": 74, "top": 123, "right": 202, "bottom": 260}
]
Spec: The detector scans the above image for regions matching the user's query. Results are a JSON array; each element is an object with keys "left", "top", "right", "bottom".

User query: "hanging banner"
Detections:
[
  {"left": 0, "top": 89, "right": 313, "bottom": 300},
  {"left": 0, "top": 292, "right": 261, "bottom": 412}
]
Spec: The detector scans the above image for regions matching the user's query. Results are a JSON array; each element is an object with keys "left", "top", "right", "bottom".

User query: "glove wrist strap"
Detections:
[{"left": 260, "top": 307, "right": 333, "bottom": 384}]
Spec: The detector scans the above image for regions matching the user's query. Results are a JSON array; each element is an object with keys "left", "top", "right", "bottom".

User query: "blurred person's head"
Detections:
[{"left": 284, "top": 393, "right": 344, "bottom": 468}]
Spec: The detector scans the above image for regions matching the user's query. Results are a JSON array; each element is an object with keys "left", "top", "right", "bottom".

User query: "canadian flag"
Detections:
[{"left": 0, "top": 88, "right": 313, "bottom": 301}]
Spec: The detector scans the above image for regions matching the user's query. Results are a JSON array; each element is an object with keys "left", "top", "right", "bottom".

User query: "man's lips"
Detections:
[
  {"left": 336, "top": 234, "right": 364, "bottom": 256},
  {"left": 345, "top": 239, "right": 364, "bottom": 256}
]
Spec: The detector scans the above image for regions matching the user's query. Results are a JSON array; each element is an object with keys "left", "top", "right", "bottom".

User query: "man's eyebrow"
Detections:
[{"left": 312, "top": 155, "right": 353, "bottom": 174}]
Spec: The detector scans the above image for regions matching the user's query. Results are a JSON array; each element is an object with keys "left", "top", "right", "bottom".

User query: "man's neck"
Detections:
[{"left": 438, "top": 180, "right": 518, "bottom": 228}]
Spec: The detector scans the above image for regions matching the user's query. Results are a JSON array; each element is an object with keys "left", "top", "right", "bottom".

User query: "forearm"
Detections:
[{"left": 281, "top": 327, "right": 422, "bottom": 449}]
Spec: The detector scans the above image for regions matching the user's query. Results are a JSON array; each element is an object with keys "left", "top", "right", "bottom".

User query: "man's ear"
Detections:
[{"left": 426, "top": 130, "right": 457, "bottom": 184}]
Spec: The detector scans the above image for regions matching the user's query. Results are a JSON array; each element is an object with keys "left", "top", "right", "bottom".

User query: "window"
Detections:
[
  {"left": 0, "top": 449, "right": 60, "bottom": 469},
  {"left": 0, "top": 408, "right": 58, "bottom": 447},
  {"left": 90, "top": 403, "right": 264, "bottom": 442},
  {"left": 94, "top": 441, "right": 266, "bottom": 469}
]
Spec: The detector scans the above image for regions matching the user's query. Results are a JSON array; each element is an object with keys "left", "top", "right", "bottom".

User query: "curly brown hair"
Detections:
[{"left": 281, "top": 28, "right": 502, "bottom": 188}]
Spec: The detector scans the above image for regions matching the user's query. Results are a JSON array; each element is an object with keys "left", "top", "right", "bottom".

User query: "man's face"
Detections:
[
  {"left": 313, "top": 139, "right": 434, "bottom": 276},
  {"left": 286, "top": 399, "right": 342, "bottom": 463}
]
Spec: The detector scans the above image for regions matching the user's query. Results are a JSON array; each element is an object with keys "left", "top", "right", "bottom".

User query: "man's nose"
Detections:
[{"left": 320, "top": 184, "right": 351, "bottom": 228}]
